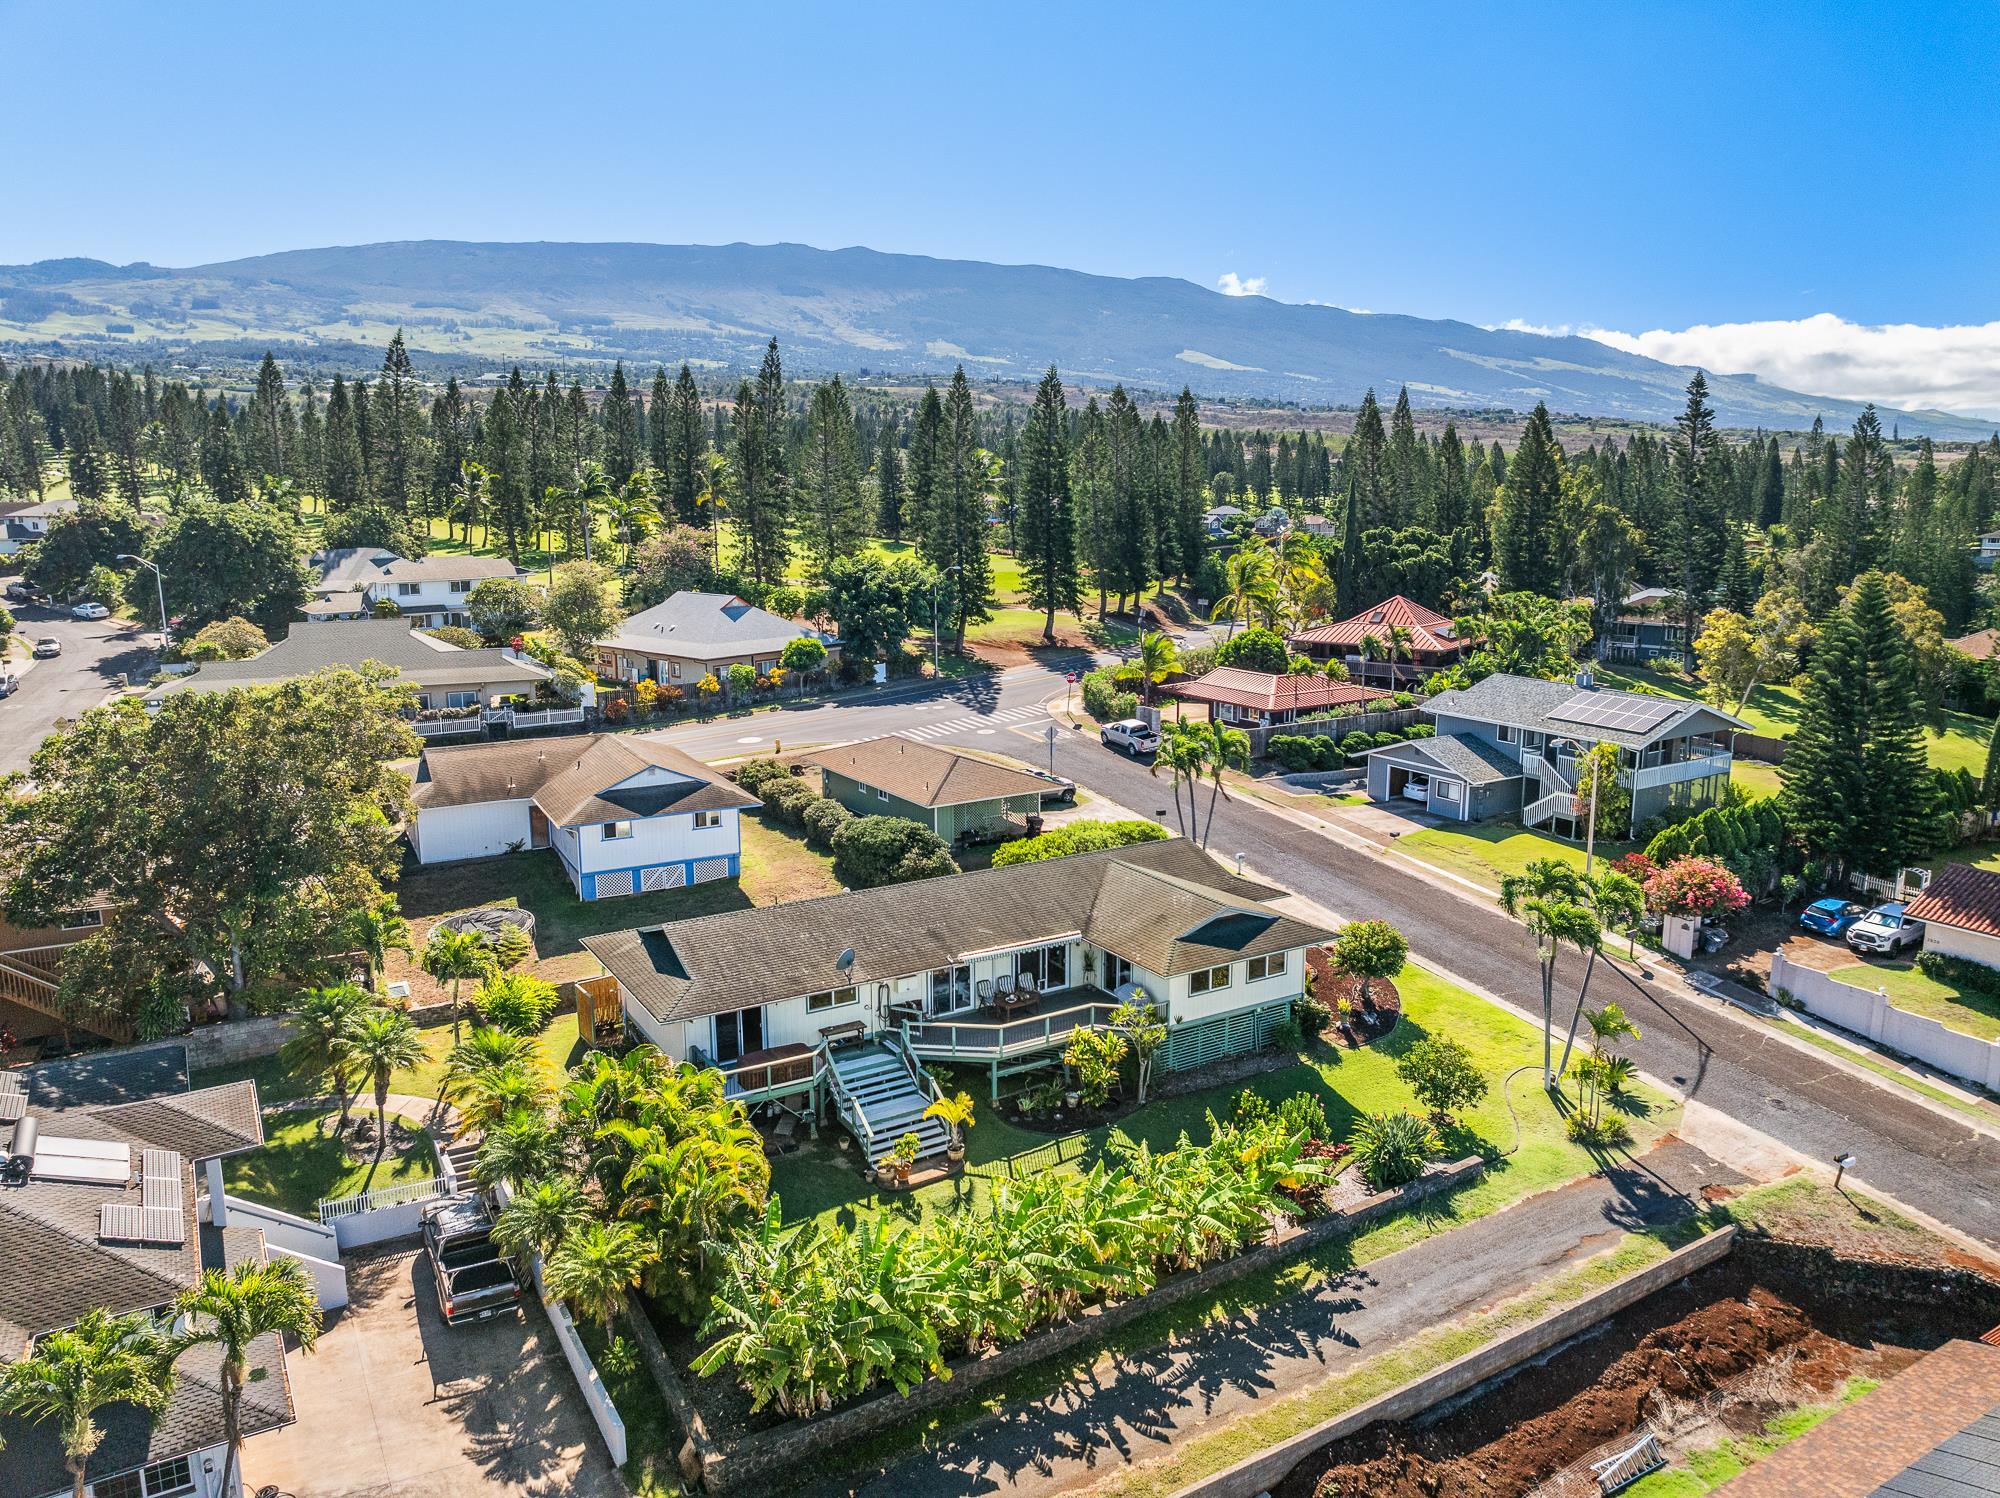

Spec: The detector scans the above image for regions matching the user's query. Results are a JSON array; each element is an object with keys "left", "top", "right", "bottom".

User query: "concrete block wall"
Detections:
[{"left": 1771, "top": 950, "right": 2000, "bottom": 1090}]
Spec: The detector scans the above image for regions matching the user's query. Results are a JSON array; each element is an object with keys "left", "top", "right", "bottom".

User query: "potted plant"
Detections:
[
  {"left": 890, "top": 1131, "right": 921, "bottom": 1186},
  {"left": 924, "top": 1090, "right": 976, "bottom": 1168}
]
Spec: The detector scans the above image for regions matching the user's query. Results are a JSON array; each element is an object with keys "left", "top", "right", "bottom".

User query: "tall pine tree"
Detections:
[
  {"left": 1660, "top": 373, "right": 1723, "bottom": 668},
  {"left": 798, "top": 376, "right": 865, "bottom": 577},
  {"left": 1491, "top": 403, "right": 1565, "bottom": 595},
  {"left": 1017, "top": 367, "right": 1079, "bottom": 641}
]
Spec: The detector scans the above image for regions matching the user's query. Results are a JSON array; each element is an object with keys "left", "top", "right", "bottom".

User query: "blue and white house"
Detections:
[
  {"left": 408, "top": 733, "right": 760, "bottom": 899},
  {"left": 1363, "top": 670, "right": 1748, "bottom": 839}
]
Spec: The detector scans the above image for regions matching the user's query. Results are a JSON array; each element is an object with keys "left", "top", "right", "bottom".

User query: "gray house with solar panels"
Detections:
[{"left": 1361, "top": 670, "right": 1748, "bottom": 839}]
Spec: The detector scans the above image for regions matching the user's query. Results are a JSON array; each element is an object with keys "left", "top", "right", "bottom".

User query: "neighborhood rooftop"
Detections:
[
  {"left": 147, "top": 618, "right": 553, "bottom": 695},
  {"left": 1172, "top": 667, "right": 1392, "bottom": 715},
  {"left": 412, "top": 732, "right": 761, "bottom": 824},
  {"left": 1288, "top": 593, "right": 1459, "bottom": 651},
  {"left": 312, "top": 547, "right": 519, "bottom": 590},
  {"left": 1421, "top": 671, "right": 1749, "bottom": 749},
  {"left": 582, "top": 837, "right": 1330, "bottom": 1025},
  {"left": 599, "top": 591, "right": 825, "bottom": 659},
  {"left": 798, "top": 737, "right": 1055, "bottom": 808},
  {"left": 1905, "top": 865, "right": 2000, "bottom": 938}
]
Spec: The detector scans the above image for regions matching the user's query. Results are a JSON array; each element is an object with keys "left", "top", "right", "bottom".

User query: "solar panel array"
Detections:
[
  {"left": 1549, "top": 692, "right": 1681, "bottom": 735},
  {"left": 29, "top": 1134, "right": 133, "bottom": 1186},
  {"left": 140, "top": 1148, "right": 184, "bottom": 1212},
  {"left": 98, "top": 1202, "right": 185, "bottom": 1245},
  {"left": 0, "top": 1071, "right": 22, "bottom": 1123}
]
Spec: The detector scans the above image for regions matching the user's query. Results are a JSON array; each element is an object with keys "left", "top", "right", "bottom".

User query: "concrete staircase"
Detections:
[{"left": 827, "top": 1044, "right": 949, "bottom": 1163}]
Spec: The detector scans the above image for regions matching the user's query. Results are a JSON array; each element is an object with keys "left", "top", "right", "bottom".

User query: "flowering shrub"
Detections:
[
  {"left": 1642, "top": 856, "right": 1750, "bottom": 920},
  {"left": 601, "top": 694, "right": 631, "bottom": 724},
  {"left": 1611, "top": 852, "right": 1656, "bottom": 884},
  {"left": 634, "top": 679, "right": 659, "bottom": 718}
]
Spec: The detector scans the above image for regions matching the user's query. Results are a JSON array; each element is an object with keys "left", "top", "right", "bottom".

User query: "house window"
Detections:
[
  {"left": 603, "top": 821, "right": 634, "bottom": 841},
  {"left": 1496, "top": 725, "right": 1518, "bottom": 744},
  {"left": 445, "top": 691, "right": 478, "bottom": 710},
  {"left": 94, "top": 1456, "right": 196, "bottom": 1498},
  {"left": 60, "top": 909, "right": 104, "bottom": 930},
  {"left": 806, "top": 985, "right": 858, "bottom": 1012},
  {"left": 397, "top": 582, "right": 422, "bottom": 597},
  {"left": 1432, "top": 780, "right": 1461, "bottom": 805},
  {"left": 876, "top": 788, "right": 889, "bottom": 801},
  {"left": 1188, "top": 964, "right": 1232, "bottom": 995},
  {"left": 415, "top": 693, "right": 434, "bottom": 710},
  {"left": 450, "top": 580, "right": 472, "bottom": 594},
  {"left": 1246, "top": 953, "right": 1286, "bottom": 982},
  {"left": 669, "top": 661, "right": 684, "bottom": 681},
  {"left": 693, "top": 810, "right": 722, "bottom": 830}
]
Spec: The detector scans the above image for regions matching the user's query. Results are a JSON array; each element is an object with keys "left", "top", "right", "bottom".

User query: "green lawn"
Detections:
[
  {"left": 1622, "top": 1376, "right": 1881, "bottom": 1497},
  {"left": 1730, "top": 760, "right": 1783, "bottom": 798},
  {"left": 1395, "top": 821, "right": 1636, "bottom": 893},
  {"left": 193, "top": 1020, "right": 584, "bottom": 1111},
  {"left": 222, "top": 1107, "right": 437, "bottom": 1217},
  {"left": 1831, "top": 958, "right": 2000, "bottom": 1041},
  {"left": 1591, "top": 660, "right": 1990, "bottom": 773},
  {"left": 769, "top": 963, "right": 1674, "bottom": 1236},
  {"left": 577, "top": 1318, "right": 685, "bottom": 1498}
]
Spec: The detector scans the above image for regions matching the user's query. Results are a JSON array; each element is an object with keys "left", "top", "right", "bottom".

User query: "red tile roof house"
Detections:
[
  {"left": 1287, "top": 594, "right": 1471, "bottom": 687},
  {"left": 1170, "top": 668, "right": 1394, "bottom": 728},
  {"left": 1905, "top": 865, "right": 2000, "bottom": 972}
]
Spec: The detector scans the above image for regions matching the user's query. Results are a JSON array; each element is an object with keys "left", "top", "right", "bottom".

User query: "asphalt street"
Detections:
[
  {"left": 648, "top": 659, "right": 2000, "bottom": 1247},
  {"left": 0, "top": 574, "right": 156, "bottom": 776}
]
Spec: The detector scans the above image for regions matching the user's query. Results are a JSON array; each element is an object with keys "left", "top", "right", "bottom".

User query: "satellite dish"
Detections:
[{"left": 836, "top": 948, "right": 856, "bottom": 973}]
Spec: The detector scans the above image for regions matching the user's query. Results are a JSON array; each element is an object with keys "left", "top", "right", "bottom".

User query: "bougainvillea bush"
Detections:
[{"left": 1642, "top": 856, "right": 1750, "bottom": 921}]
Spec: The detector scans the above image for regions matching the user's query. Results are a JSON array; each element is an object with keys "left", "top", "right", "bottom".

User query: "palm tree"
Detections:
[
  {"left": 1151, "top": 720, "right": 1208, "bottom": 838},
  {"left": 445, "top": 1026, "right": 536, "bottom": 1091},
  {"left": 695, "top": 450, "right": 731, "bottom": 562},
  {"left": 1383, "top": 623, "right": 1416, "bottom": 684},
  {"left": 339, "top": 1007, "right": 426, "bottom": 1158},
  {"left": 1357, "top": 631, "right": 1386, "bottom": 684},
  {"left": 280, "top": 983, "right": 370, "bottom": 1136},
  {"left": 1196, "top": 720, "right": 1252, "bottom": 847},
  {"left": 0, "top": 1309, "right": 177, "bottom": 1498},
  {"left": 493, "top": 1176, "right": 588, "bottom": 1264},
  {"left": 545, "top": 1219, "right": 658, "bottom": 1335},
  {"left": 455, "top": 1061, "right": 555, "bottom": 1135},
  {"left": 172, "top": 1260, "right": 323, "bottom": 1498},
  {"left": 421, "top": 927, "right": 495, "bottom": 1043},
  {"left": 606, "top": 467, "right": 659, "bottom": 568},
  {"left": 1499, "top": 859, "right": 1601, "bottom": 1089},
  {"left": 1218, "top": 544, "right": 1276, "bottom": 639},
  {"left": 573, "top": 460, "right": 615, "bottom": 564},
  {"left": 474, "top": 1110, "right": 563, "bottom": 1187},
  {"left": 922, "top": 1091, "right": 977, "bottom": 1153},
  {"left": 1119, "top": 631, "right": 1180, "bottom": 706},
  {"left": 450, "top": 460, "right": 488, "bottom": 547},
  {"left": 342, "top": 896, "right": 413, "bottom": 993},
  {"left": 1553, "top": 870, "right": 1648, "bottom": 1079}
]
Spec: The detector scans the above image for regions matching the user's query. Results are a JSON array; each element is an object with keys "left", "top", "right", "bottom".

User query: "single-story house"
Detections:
[
  {"left": 1287, "top": 594, "right": 1471, "bottom": 686},
  {"left": 1202, "top": 504, "right": 1246, "bottom": 536},
  {"left": 0, "top": 1053, "right": 295, "bottom": 1498},
  {"left": 595, "top": 591, "right": 837, "bottom": 687},
  {"left": 1601, "top": 586, "right": 1688, "bottom": 664},
  {"left": 1904, "top": 865, "right": 2000, "bottom": 971},
  {"left": 1363, "top": 670, "right": 1747, "bottom": 838},
  {"left": 1171, "top": 668, "right": 1393, "bottom": 728},
  {"left": 800, "top": 737, "right": 1051, "bottom": 843},
  {"left": 145, "top": 618, "right": 552, "bottom": 710},
  {"left": 0, "top": 497, "right": 76, "bottom": 557},
  {"left": 306, "top": 547, "right": 522, "bottom": 628},
  {"left": 409, "top": 732, "right": 761, "bottom": 899},
  {"left": 581, "top": 839, "right": 1331, "bottom": 1147}
]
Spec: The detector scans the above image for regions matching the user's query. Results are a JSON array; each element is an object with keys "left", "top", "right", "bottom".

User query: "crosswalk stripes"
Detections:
[{"left": 895, "top": 702, "right": 1051, "bottom": 742}]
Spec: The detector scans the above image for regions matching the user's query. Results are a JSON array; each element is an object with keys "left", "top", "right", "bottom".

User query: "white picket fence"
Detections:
[{"left": 318, "top": 1174, "right": 447, "bottom": 1248}]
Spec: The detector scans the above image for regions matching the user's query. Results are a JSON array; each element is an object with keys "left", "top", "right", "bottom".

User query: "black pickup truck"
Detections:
[{"left": 422, "top": 1194, "right": 523, "bottom": 1326}]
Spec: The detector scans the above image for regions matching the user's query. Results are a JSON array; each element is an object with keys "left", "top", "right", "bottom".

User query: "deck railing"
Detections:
[
  {"left": 902, "top": 999, "right": 1121, "bottom": 1059},
  {"left": 316, "top": 1174, "right": 446, "bottom": 1223}
]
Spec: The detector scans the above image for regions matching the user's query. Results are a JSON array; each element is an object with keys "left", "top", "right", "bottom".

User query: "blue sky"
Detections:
[{"left": 5, "top": 1, "right": 1998, "bottom": 409}]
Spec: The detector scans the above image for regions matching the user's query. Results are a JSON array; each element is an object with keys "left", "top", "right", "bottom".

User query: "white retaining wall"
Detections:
[
  {"left": 1771, "top": 949, "right": 2000, "bottom": 1090},
  {"left": 328, "top": 1189, "right": 440, "bottom": 1250},
  {"left": 202, "top": 1195, "right": 349, "bottom": 1310},
  {"left": 528, "top": 1237, "right": 629, "bottom": 1466}
]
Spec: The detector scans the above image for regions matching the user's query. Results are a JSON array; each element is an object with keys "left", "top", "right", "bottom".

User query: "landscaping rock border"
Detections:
[{"left": 639, "top": 1154, "right": 1486, "bottom": 1493}]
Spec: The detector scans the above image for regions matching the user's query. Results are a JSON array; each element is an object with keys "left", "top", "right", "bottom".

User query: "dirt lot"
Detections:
[{"left": 1278, "top": 1252, "right": 1943, "bottom": 1498}]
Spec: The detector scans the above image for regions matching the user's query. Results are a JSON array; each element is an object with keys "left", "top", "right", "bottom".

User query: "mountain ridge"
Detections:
[{"left": 1, "top": 239, "right": 1989, "bottom": 440}]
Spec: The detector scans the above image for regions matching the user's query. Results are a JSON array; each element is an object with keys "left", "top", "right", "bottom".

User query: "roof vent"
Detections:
[{"left": 1574, "top": 669, "right": 1596, "bottom": 691}]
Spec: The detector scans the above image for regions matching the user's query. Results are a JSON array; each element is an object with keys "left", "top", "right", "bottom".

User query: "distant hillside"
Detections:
[{"left": 0, "top": 239, "right": 1989, "bottom": 439}]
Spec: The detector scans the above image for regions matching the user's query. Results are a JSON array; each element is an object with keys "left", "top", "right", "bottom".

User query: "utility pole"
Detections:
[
  {"left": 1583, "top": 756, "right": 1600, "bottom": 877},
  {"left": 118, "top": 554, "right": 168, "bottom": 642}
]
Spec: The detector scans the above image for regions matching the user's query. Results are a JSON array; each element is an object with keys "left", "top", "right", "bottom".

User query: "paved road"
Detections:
[
  {"left": 819, "top": 1139, "right": 1738, "bottom": 1497},
  {"left": 646, "top": 661, "right": 2000, "bottom": 1248},
  {"left": 0, "top": 577, "right": 156, "bottom": 775}
]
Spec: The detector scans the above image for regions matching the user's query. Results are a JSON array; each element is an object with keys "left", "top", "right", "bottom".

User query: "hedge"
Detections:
[
  {"left": 991, "top": 819, "right": 1168, "bottom": 867},
  {"left": 1082, "top": 668, "right": 1138, "bottom": 723},
  {"left": 1917, "top": 950, "right": 2000, "bottom": 1001}
]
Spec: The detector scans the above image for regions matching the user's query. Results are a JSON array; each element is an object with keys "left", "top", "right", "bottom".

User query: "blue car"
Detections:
[{"left": 1799, "top": 898, "right": 1867, "bottom": 938}]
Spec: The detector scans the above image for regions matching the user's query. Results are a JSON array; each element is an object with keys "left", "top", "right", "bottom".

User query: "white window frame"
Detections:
[
  {"left": 876, "top": 788, "right": 889, "bottom": 801},
  {"left": 1246, "top": 953, "right": 1287, "bottom": 981},
  {"left": 1496, "top": 725, "right": 1518, "bottom": 744},
  {"left": 602, "top": 821, "right": 634, "bottom": 841},
  {"left": 445, "top": 690, "right": 478, "bottom": 710},
  {"left": 397, "top": 581, "right": 422, "bottom": 597},
  {"left": 60, "top": 908, "right": 104, "bottom": 930},
  {"left": 693, "top": 810, "right": 723, "bottom": 830},
  {"left": 806, "top": 985, "right": 858, "bottom": 1012},
  {"left": 1188, "top": 964, "right": 1232, "bottom": 995},
  {"left": 450, "top": 579, "right": 473, "bottom": 594}
]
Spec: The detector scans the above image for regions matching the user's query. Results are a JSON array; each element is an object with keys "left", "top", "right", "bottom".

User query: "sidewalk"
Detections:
[{"left": 814, "top": 1137, "right": 1739, "bottom": 1498}]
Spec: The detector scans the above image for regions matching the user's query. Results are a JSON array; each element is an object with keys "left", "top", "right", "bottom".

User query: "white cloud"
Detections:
[
  {"left": 1580, "top": 313, "right": 2000, "bottom": 420},
  {"left": 1491, "top": 317, "right": 1576, "bottom": 338},
  {"left": 1216, "top": 272, "right": 1267, "bottom": 298}
]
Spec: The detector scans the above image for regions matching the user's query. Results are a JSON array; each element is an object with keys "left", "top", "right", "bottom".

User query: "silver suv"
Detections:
[{"left": 1845, "top": 903, "right": 1923, "bottom": 956}]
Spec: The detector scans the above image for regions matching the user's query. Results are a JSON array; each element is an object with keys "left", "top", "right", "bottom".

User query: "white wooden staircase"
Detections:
[
  {"left": 0, "top": 946, "right": 135, "bottom": 1043},
  {"left": 824, "top": 1042, "right": 949, "bottom": 1163}
]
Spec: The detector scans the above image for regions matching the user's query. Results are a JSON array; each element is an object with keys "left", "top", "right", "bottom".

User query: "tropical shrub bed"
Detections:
[
  {"left": 693, "top": 1111, "right": 1331, "bottom": 1415},
  {"left": 1081, "top": 666, "right": 1138, "bottom": 723}
]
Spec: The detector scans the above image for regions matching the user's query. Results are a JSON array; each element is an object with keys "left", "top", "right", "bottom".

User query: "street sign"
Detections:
[{"left": 1065, "top": 671, "right": 1078, "bottom": 683}]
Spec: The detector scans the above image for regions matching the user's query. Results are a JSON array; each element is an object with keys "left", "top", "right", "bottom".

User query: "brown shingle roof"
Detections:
[
  {"left": 1716, "top": 1339, "right": 2000, "bottom": 1497},
  {"left": 800, "top": 738, "right": 1053, "bottom": 808},
  {"left": 584, "top": 837, "right": 1330, "bottom": 1025},
  {"left": 1904, "top": 865, "right": 2000, "bottom": 939},
  {"left": 412, "top": 733, "right": 761, "bottom": 826},
  {"left": 1288, "top": 594, "right": 1466, "bottom": 656},
  {"left": 1172, "top": 668, "right": 1392, "bottom": 715},
  {"left": 1952, "top": 629, "right": 2000, "bottom": 662}
]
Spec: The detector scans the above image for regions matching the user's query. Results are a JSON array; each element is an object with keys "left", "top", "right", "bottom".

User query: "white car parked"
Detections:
[
  {"left": 1100, "top": 718, "right": 1161, "bottom": 756},
  {"left": 1845, "top": 902, "right": 1924, "bottom": 956},
  {"left": 70, "top": 601, "right": 110, "bottom": 620}
]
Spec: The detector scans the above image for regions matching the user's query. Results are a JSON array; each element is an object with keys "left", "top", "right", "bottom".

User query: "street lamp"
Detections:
[
  {"left": 932, "top": 564, "right": 961, "bottom": 678},
  {"left": 118, "top": 554, "right": 168, "bottom": 641}
]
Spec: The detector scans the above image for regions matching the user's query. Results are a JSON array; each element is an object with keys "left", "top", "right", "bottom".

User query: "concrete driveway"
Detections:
[
  {"left": 1, "top": 575, "right": 156, "bottom": 775},
  {"left": 245, "top": 1246, "right": 624, "bottom": 1498}
]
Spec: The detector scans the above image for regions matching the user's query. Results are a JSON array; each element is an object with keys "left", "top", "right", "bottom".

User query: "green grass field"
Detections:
[
  {"left": 1395, "top": 822, "right": 1637, "bottom": 893},
  {"left": 1831, "top": 958, "right": 2000, "bottom": 1042},
  {"left": 221, "top": 1107, "right": 437, "bottom": 1217}
]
